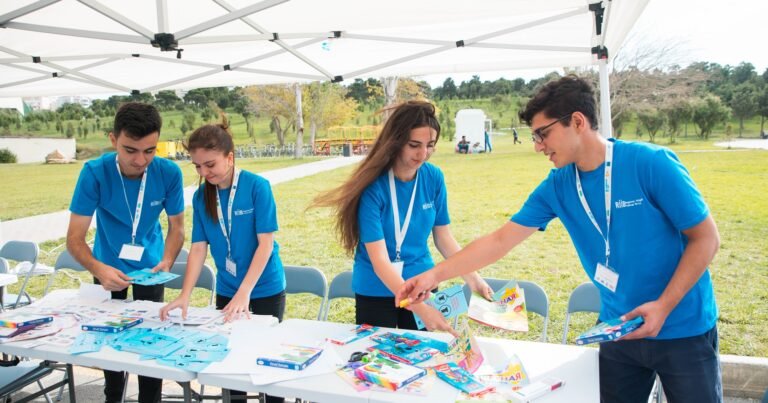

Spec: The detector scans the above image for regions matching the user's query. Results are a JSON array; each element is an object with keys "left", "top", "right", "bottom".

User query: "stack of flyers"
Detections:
[
  {"left": 256, "top": 344, "right": 323, "bottom": 371},
  {"left": 82, "top": 315, "right": 143, "bottom": 333},
  {"left": 575, "top": 316, "right": 644, "bottom": 345},
  {"left": 433, "top": 362, "right": 495, "bottom": 397},
  {"left": 369, "top": 332, "right": 449, "bottom": 365},
  {"left": 69, "top": 332, "right": 109, "bottom": 355},
  {"left": 413, "top": 284, "right": 468, "bottom": 330},
  {"left": 353, "top": 354, "right": 426, "bottom": 391},
  {"left": 0, "top": 313, "right": 53, "bottom": 328},
  {"left": 124, "top": 268, "right": 180, "bottom": 286},
  {"left": 337, "top": 365, "right": 435, "bottom": 395},
  {"left": 469, "top": 280, "right": 528, "bottom": 332},
  {"left": 326, "top": 324, "right": 379, "bottom": 345}
]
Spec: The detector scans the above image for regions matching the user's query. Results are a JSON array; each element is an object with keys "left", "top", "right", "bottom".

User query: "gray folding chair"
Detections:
[
  {"left": 322, "top": 271, "right": 353, "bottom": 321},
  {"left": 164, "top": 261, "right": 216, "bottom": 307},
  {"left": 0, "top": 360, "right": 75, "bottom": 403},
  {"left": 0, "top": 241, "right": 39, "bottom": 309},
  {"left": 562, "top": 282, "right": 601, "bottom": 344},
  {"left": 175, "top": 248, "right": 190, "bottom": 264},
  {"left": 43, "top": 250, "right": 89, "bottom": 297},
  {"left": 284, "top": 265, "right": 328, "bottom": 320},
  {"left": 463, "top": 278, "right": 549, "bottom": 341}
]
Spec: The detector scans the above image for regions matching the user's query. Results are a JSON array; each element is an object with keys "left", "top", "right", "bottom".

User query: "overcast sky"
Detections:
[{"left": 420, "top": 0, "right": 768, "bottom": 87}]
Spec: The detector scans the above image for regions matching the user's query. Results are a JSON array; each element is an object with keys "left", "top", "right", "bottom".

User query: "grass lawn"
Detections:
[{"left": 4, "top": 132, "right": 767, "bottom": 357}]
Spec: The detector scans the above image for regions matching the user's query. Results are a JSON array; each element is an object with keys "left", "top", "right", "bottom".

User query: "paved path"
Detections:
[
  {"left": 1, "top": 156, "right": 363, "bottom": 245},
  {"left": 714, "top": 138, "right": 768, "bottom": 150}
]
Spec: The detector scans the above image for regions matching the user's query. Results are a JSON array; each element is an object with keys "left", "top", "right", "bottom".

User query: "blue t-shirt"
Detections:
[
  {"left": 354, "top": 162, "right": 450, "bottom": 297},
  {"left": 191, "top": 170, "right": 285, "bottom": 298},
  {"left": 69, "top": 152, "right": 184, "bottom": 273},
  {"left": 511, "top": 140, "right": 717, "bottom": 339}
]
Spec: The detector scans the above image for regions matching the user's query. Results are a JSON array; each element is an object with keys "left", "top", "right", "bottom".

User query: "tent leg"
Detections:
[{"left": 598, "top": 57, "right": 612, "bottom": 139}]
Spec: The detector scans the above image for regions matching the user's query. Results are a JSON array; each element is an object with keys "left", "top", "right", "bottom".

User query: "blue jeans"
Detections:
[{"left": 599, "top": 325, "right": 722, "bottom": 403}]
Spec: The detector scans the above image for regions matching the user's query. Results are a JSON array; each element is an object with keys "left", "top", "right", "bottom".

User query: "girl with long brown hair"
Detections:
[{"left": 314, "top": 101, "right": 492, "bottom": 331}]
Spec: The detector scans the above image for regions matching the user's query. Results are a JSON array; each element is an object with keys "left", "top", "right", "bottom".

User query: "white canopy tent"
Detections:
[{"left": 0, "top": 0, "right": 650, "bottom": 137}]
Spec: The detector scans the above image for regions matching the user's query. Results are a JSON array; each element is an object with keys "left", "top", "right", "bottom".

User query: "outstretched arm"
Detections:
[{"left": 396, "top": 221, "right": 537, "bottom": 306}]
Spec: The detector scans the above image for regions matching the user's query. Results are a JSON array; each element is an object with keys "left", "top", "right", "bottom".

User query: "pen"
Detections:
[{"left": 398, "top": 298, "right": 411, "bottom": 308}]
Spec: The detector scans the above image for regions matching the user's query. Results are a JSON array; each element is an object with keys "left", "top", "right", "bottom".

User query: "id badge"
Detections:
[
  {"left": 594, "top": 262, "right": 619, "bottom": 293},
  {"left": 119, "top": 243, "right": 145, "bottom": 261},
  {"left": 391, "top": 260, "right": 404, "bottom": 278},
  {"left": 225, "top": 257, "right": 237, "bottom": 276}
]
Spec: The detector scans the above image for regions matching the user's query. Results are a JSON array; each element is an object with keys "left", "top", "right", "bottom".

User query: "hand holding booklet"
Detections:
[
  {"left": 575, "top": 316, "right": 644, "bottom": 345},
  {"left": 124, "top": 268, "right": 180, "bottom": 286}
]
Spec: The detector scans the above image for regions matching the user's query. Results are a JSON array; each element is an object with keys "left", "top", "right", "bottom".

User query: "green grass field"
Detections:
[{"left": 3, "top": 133, "right": 767, "bottom": 357}]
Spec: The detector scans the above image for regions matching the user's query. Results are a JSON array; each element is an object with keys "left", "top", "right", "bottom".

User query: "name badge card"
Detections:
[
  {"left": 594, "top": 263, "right": 618, "bottom": 293},
  {"left": 225, "top": 257, "right": 237, "bottom": 276},
  {"left": 391, "top": 261, "right": 404, "bottom": 278},
  {"left": 119, "top": 244, "right": 145, "bottom": 261}
]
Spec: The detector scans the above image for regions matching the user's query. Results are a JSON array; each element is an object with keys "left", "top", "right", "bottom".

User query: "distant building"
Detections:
[
  {"left": 22, "top": 97, "right": 55, "bottom": 111},
  {"left": 52, "top": 95, "right": 92, "bottom": 109}
]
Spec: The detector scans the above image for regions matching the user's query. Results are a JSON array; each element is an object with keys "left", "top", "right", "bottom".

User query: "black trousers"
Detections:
[
  {"left": 216, "top": 291, "right": 286, "bottom": 403},
  {"left": 355, "top": 294, "right": 420, "bottom": 330},
  {"left": 93, "top": 278, "right": 164, "bottom": 403}
]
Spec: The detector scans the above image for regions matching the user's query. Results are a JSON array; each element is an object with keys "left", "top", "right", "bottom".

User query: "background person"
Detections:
[
  {"left": 67, "top": 102, "right": 185, "bottom": 403},
  {"left": 313, "top": 101, "right": 492, "bottom": 333}
]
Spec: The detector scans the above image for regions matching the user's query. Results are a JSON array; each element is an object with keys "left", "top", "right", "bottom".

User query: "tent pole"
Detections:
[
  {"left": 294, "top": 83, "right": 304, "bottom": 159},
  {"left": 598, "top": 56, "right": 612, "bottom": 139}
]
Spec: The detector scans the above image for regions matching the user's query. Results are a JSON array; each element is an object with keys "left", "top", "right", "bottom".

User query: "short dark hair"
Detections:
[
  {"left": 518, "top": 75, "right": 598, "bottom": 130},
  {"left": 113, "top": 102, "right": 162, "bottom": 139}
]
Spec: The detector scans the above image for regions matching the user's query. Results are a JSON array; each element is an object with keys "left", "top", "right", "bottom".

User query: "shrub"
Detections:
[{"left": 0, "top": 148, "right": 17, "bottom": 163}]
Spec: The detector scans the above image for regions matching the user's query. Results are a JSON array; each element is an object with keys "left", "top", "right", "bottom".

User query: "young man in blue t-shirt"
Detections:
[
  {"left": 67, "top": 102, "right": 185, "bottom": 403},
  {"left": 396, "top": 76, "right": 722, "bottom": 402}
]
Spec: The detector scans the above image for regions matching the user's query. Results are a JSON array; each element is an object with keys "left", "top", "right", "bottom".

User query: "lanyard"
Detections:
[
  {"left": 115, "top": 156, "right": 147, "bottom": 245},
  {"left": 574, "top": 141, "right": 613, "bottom": 265},
  {"left": 388, "top": 169, "right": 418, "bottom": 262},
  {"left": 215, "top": 168, "right": 241, "bottom": 259}
]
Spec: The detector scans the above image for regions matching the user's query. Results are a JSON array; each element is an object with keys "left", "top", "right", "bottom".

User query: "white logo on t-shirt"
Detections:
[
  {"left": 615, "top": 198, "right": 644, "bottom": 209},
  {"left": 150, "top": 199, "right": 164, "bottom": 207},
  {"left": 234, "top": 208, "right": 254, "bottom": 216},
  {"left": 422, "top": 202, "right": 434, "bottom": 210}
]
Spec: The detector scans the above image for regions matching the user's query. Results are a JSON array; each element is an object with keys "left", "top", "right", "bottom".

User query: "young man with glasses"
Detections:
[{"left": 396, "top": 75, "right": 722, "bottom": 402}]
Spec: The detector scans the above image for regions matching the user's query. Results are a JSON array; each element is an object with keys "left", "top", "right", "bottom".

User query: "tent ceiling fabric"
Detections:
[{"left": 0, "top": 0, "right": 648, "bottom": 97}]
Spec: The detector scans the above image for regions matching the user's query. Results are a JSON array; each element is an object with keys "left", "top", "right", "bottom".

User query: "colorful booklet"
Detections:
[
  {"left": 368, "top": 332, "right": 449, "bottom": 365},
  {"left": 468, "top": 280, "right": 528, "bottom": 332},
  {"left": 445, "top": 320, "right": 484, "bottom": 373},
  {"left": 0, "top": 313, "right": 53, "bottom": 329},
  {"left": 575, "top": 316, "right": 644, "bottom": 345},
  {"left": 353, "top": 354, "right": 426, "bottom": 391},
  {"left": 413, "top": 284, "right": 469, "bottom": 330},
  {"left": 434, "top": 362, "right": 496, "bottom": 397},
  {"left": 326, "top": 323, "right": 379, "bottom": 345},
  {"left": 256, "top": 344, "right": 323, "bottom": 371},
  {"left": 82, "top": 315, "right": 144, "bottom": 333},
  {"left": 124, "top": 268, "right": 180, "bottom": 286}
]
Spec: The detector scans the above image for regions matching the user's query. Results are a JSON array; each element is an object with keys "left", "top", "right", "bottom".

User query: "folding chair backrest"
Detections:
[
  {"left": 0, "top": 241, "right": 38, "bottom": 265},
  {"left": 562, "top": 282, "right": 601, "bottom": 344},
  {"left": 165, "top": 262, "right": 216, "bottom": 306},
  {"left": 463, "top": 278, "right": 549, "bottom": 341},
  {"left": 322, "top": 271, "right": 353, "bottom": 320},
  {"left": 175, "top": 248, "right": 190, "bottom": 264},
  {"left": 0, "top": 241, "right": 39, "bottom": 308},
  {"left": 0, "top": 258, "right": 7, "bottom": 274},
  {"left": 284, "top": 265, "right": 327, "bottom": 320},
  {"left": 43, "top": 250, "right": 89, "bottom": 296}
]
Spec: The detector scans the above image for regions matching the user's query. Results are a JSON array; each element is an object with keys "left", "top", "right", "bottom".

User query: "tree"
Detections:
[
  {"left": 729, "top": 83, "right": 758, "bottom": 136},
  {"left": 396, "top": 78, "right": 427, "bottom": 102},
  {"left": 182, "top": 110, "right": 197, "bottom": 134},
  {"left": 303, "top": 82, "right": 358, "bottom": 149},
  {"left": 662, "top": 98, "right": 694, "bottom": 143},
  {"left": 155, "top": 90, "right": 181, "bottom": 111},
  {"left": 436, "top": 78, "right": 457, "bottom": 99},
  {"left": 692, "top": 95, "right": 730, "bottom": 139},
  {"left": 757, "top": 78, "right": 768, "bottom": 134},
  {"left": 65, "top": 122, "right": 75, "bottom": 138},
  {"left": 242, "top": 84, "right": 295, "bottom": 146},
  {"left": 636, "top": 106, "right": 666, "bottom": 143}
]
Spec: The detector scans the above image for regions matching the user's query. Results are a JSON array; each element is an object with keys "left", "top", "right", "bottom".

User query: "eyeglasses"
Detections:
[{"left": 531, "top": 114, "right": 571, "bottom": 144}]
